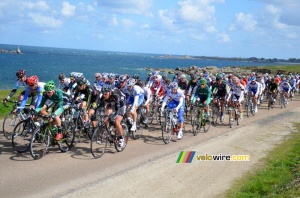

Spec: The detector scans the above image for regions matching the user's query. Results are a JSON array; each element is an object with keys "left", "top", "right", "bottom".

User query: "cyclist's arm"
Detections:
[{"left": 18, "top": 87, "right": 30, "bottom": 111}]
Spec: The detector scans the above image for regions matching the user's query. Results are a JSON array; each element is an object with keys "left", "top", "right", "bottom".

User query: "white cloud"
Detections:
[
  {"left": 61, "top": 1, "right": 76, "bottom": 17},
  {"left": 230, "top": 12, "right": 257, "bottom": 31},
  {"left": 96, "top": 0, "right": 152, "bottom": 16},
  {"left": 23, "top": 1, "right": 49, "bottom": 11},
  {"left": 217, "top": 32, "right": 230, "bottom": 42},
  {"left": 28, "top": 13, "right": 62, "bottom": 28},
  {"left": 121, "top": 19, "right": 135, "bottom": 29}
]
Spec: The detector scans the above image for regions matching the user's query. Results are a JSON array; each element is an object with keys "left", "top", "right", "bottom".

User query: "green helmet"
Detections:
[
  {"left": 44, "top": 80, "right": 56, "bottom": 91},
  {"left": 199, "top": 78, "right": 207, "bottom": 85}
]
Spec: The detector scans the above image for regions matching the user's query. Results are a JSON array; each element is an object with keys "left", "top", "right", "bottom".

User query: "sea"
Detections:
[{"left": 0, "top": 43, "right": 290, "bottom": 90}]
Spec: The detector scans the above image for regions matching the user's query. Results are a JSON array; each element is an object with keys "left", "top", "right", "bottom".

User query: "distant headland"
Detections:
[{"left": 0, "top": 46, "right": 21, "bottom": 54}]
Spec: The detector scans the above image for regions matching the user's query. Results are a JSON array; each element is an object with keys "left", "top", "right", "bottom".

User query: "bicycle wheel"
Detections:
[
  {"left": 57, "top": 122, "right": 75, "bottom": 152},
  {"left": 148, "top": 104, "right": 156, "bottom": 124},
  {"left": 212, "top": 107, "right": 219, "bottom": 125},
  {"left": 91, "top": 127, "right": 108, "bottom": 158},
  {"left": 236, "top": 111, "right": 240, "bottom": 126},
  {"left": 162, "top": 116, "right": 173, "bottom": 144},
  {"left": 30, "top": 128, "right": 50, "bottom": 160},
  {"left": 115, "top": 123, "right": 129, "bottom": 152},
  {"left": 246, "top": 103, "right": 250, "bottom": 118},
  {"left": 203, "top": 117, "right": 211, "bottom": 132},
  {"left": 73, "top": 117, "right": 84, "bottom": 144},
  {"left": 191, "top": 111, "right": 200, "bottom": 136},
  {"left": 12, "top": 120, "right": 35, "bottom": 153},
  {"left": 3, "top": 113, "right": 20, "bottom": 140},
  {"left": 228, "top": 109, "right": 233, "bottom": 128}
]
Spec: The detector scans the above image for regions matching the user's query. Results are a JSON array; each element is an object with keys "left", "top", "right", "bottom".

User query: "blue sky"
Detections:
[{"left": 0, "top": 0, "right": 299, "bottom": 59}]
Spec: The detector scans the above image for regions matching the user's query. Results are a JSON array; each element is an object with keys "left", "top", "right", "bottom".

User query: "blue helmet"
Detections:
[{"left": 251, "top": 76, "right": 256, "bottom": 81}]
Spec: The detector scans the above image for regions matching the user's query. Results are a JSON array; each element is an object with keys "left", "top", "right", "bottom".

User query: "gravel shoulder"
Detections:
[{"left": 61, "top": 104, "right": 300, "bottom": 198}]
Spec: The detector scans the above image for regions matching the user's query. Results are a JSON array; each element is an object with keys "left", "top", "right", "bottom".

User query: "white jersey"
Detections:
[
  {"left": 162, "top": 88, "right": 185, "bottom": 110},
  {"left": 57, "top": 78, "right": 71, "bottom": 90},
  {"left": 279, "top": 82, "right": 292, "bottom": 92},
  {"left": 228, "top": 84, "right": 245, "bottom": 102}
]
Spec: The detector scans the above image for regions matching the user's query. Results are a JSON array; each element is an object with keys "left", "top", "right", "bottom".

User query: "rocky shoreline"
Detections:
[{"left": 144, "top": 65, "right": 278, "bottom": 77}]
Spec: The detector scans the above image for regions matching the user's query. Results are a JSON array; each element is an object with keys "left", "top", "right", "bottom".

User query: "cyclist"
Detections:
[
  {"left": 212, "top": 76, "right": 229, "bottom": 122},
  {"left": 106, "top": 73, "right": 117, "bottom": 88},
  {"left": 150, "top": 75, "right": 165, "bottom": 100},
  {"left": 125, "top": 78, "right": 145, "bottom": 131},
  {"left": 117, "top": 75, "right": 128, "bottom": 94},
  {"left": 160, "top": 82, "right": 185, "bottom": 139},
  {"left": 94, "top": 73, "right": 103, "bottom": 92},
  {"left": 191, "top": 78, "right": 212, "bottom": 120},
  {"left": 245, "top": 76, "right": 261, "bottom": 113},
  {"left": 57, "top": 73, "right": 71, "bottom": 92},
  {"left": 3, "top": 69, "right": 27, "bottom": 104},
  {"left": 35, "top": 80, "right": 64, "bottom": 141},
  {"left": 267, "top": 77, "right": 278, "bottom": 104},
  {"left": 99, "top": 84, "right": 127, "bottom": 146},
  {"left": 17, "top": 75, "right": 44, "bottom": 113},
  {"left": 186, "top": 74, "right": 199, "bottom": 106},
  {"left": 178, "top": 74, "right": 189, "bottom": 91},
  {"left": 278, "top": 78, "right": 292, "bottom": 103},
  {"left": 72, "top": 77, "right": 100, "bottom": 128},
  {"left": 138, "top": 80, "right": 151, "bottom": 124},
  {"left": 227, "top": 78, "right": 245, "bottom": 119}
]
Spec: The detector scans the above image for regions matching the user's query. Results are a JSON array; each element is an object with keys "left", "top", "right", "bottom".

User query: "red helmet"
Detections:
[
  {"left": 26, "top": 75, "right": 39, "bottom": 86},
  {"left": 16, "top": 69, "right": 26, "bottom": 78}
]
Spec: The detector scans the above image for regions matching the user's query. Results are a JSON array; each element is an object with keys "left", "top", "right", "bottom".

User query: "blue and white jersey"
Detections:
[
  {"left": 125, "top": 85, "right": 145, "bottom": 108},
  {"left": 19, "top": 82, "right": 45, "bottom": 110},
  {"left": 245, "top": 81, "right": 261, "bottom": 95},
  {"left": 289, "top": 79, "right": 296, "bottom": 88},
  {"left": 279, "top": 82, "right": 292, "bottom": 92},
  {"left": 57, "top": 78, "right": 71, "bottom": 90},
  {"left": 162, "top": 88, "right": 185, "bottom": 110},
  {"left": 13, "top": 79, "right": 27, "bottom": 90},
  {"left": 143, "top": 86, "right": 151, "bottom": 105}
]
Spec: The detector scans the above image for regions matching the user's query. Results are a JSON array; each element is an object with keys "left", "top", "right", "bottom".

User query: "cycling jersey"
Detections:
[
  {"left": 99, "top": 88, "right": 126, "bottom": 116},
  {"left": 36, "top": 89, "right": 64, "bottom": 116},
  {"left": 57, "top": 78, "right": 71, "bottom": 91},
  {"left": 18, "top": 82, "right": 45, "bottom": 111},
  {"left": 192, "top": 85, "right": 212, "bottom": 105},
  {"left": 73, "top": 85, "right": 100, "bottom": 110},
  {"left": 279, "top": 82, "right": 292, "bottom": 93},
  {"left": 228, "top": 84, "right": 245, "bottom": 102},
  {"left": 186, "top": 81, "right": 198, "bottom": 96},
  {"left": 245, "top": 81, "right": 261, "bottom": 96},
  {"left": 150, "top": 81, "right": 164, "bottom": 96},
  {"left": 6, "top": 79, "right": 27, "bottom": 100},
  {"left": 125, "top": 85, "right": 145, "bottom": 108},
  {"left": 268, "top": 82, "right": 278, "bottom": 92}
]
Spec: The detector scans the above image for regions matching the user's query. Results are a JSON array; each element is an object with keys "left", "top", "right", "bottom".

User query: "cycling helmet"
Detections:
[
  {"left": 152, "top": 70, "right": 159, "bottom": 76},
  {"left": 102, "top": 73, "right": 108, "bottom": 79},
  {"left": 133, "top": 74, "right": 140, "bottom": 80},
  {"left": 169, "top": 82, "right": 178, "bottom": 89},
  {"left": 216, "top": 76, "right": 222, "bottom": 81},
  {"left": 200, "top": 78, "right": 207, "bottom": 84},
  {"left": 180, "top": 74, "right": 186, "bottom": 79},
  {"left": 76, "top": 77, "right": 87, "bottom": 86},
  {"left": 118, "top": 75, "right": 127, "bottom": 82},
  {"left": 16, "top": 69, "right": 26, "bottom": 78},
  {"left": 44, "top": 80, "right": 56, "bottom": 91},
  {"left": 27, "top": 75, "right": 39, "bottom": 86},
  {"left": 211, "top": 76, "right": 216, "bottom": 81},
  {"left": 58, "top": 73, "right": 66, "bottom": 81},
  {"left": 108, "top": 73, "right": 116, "bottom": 79},
  {"left": 126, "top": 78, "right": 136, "bottom": 87},
  {"left": 115, "top": 74, "right": 120, "bottom": 79},
  {"left": 102, "top": 84, "right": 112, "bottom": 93}
]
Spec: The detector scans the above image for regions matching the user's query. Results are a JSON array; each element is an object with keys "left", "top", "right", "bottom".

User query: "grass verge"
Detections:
[
  {"left": 226, "top": 123, "right": 300, "bottom": 197},
  {"left": 0, "top": 90, "right": 23, "bottom": 119}
]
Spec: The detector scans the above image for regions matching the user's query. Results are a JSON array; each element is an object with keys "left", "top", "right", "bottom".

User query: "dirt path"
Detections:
[
  {"left": 0, "top": 98, "right": 299, "bottom": 198},
  {"left": 61, "top": 105, "right": 300, "bottom": 198}
]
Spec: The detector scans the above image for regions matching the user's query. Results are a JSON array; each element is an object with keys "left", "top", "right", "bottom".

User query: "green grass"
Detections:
[
  {"left": 226, "top": 123, "right": 300, "bottom": 197},
  {"left": 244, "top": 65, "right": 300, "bottom": 74},
  {"left": 0, "top": 90, "right": 23, "bottom": 119}
]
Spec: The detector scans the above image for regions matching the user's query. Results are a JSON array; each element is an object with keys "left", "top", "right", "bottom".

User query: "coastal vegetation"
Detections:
[{"left": 226, "top": 123, "right": 300, "bottom": 197}]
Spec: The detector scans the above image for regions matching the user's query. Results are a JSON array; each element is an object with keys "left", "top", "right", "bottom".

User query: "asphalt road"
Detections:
[{"left": 0, "top": 96, "right": 299, "bottom": 198}]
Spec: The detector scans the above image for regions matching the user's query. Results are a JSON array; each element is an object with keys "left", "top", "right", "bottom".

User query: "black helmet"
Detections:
[
  {"left": 118, "top": 75, "right": 127, "bottom": 82},
  {"left": 138, "top": 80, "right": 145, "bottom": 88},
  {"left": 133, "top": 74, "right": 139, "bottom": 79},
  {"left": 190, "top": 74, "right": 197, "bottom": 80},
  {"left": 102, "top": 84, "right": 112, "bottom": 93},
  {"left": 76, "top": 77, "right": 87, "bottom": 86},
  {"left": 16, "top": 69, "right": 26, "bottom": 78},
  {"left": 59, "top": 73, "right": 66, "bottom": 81}
]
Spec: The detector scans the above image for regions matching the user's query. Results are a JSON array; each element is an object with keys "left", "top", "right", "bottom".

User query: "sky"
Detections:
[{"left": 0, "top": 0, "right": 299, "bottom": 59}]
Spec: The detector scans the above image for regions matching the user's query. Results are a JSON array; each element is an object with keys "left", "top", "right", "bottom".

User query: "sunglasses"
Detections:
[
  {"left": 70, "top": 77, "right": 75, "bottom": 80},
  {"left": 46, "top": 91, "right": 52, "bottom": 94},
  {"left": 200, "top": 84, "right": 206, "bottom": 86},
  {"left": 95, "top": 76, "right": 101, "bottom": 79},
  {"left": 28, "top": 84, "right": 35, "bottom": 87}
]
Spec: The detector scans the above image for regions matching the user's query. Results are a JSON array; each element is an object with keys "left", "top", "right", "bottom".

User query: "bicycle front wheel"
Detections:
[
  {"left": 58, "top": 122, "right": 76, "bottom": 152},
  {"left": 162, "top": 119, "right": 173, "bottom": 144},
  {"left": 203, "top": 118, "right": 211, "bottom": 132},
  {"left": 191, "top": 112, "right": 200, "bottom": 136},
  {"left": 91, "top": 127, "right": 108, "bottom": 158},
  {"left": 3, "top": 113, "right": 20, "bottom": 140},
  {"left": 115, "top": 123, "right": 129, "bottom": 152},
  {"left": 30, "top": 128, "right": 50, "bottom": 160},
  {"left": 12, "top": 120, "right": 35, "bottom": 153}
]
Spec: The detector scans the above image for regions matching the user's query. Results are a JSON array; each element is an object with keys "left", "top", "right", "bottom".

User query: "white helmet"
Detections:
[{"left": 126, "top": 78, "right": 136, "bottom": 87}]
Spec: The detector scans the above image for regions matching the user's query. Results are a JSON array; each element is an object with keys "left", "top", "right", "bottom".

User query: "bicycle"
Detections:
[
  {"left": 11, "top": 109, "right": 38, "bottom": 153},
  {"left": 191, "top": 103, "right": 211, "bottom": 135},
  {"left": 211, "top": 99, "right": 225, "bottom": 125},
  {"left": 267, "top": 91, "right": 277, "bottom": 110},
  {"left": 90, "top": 114, "right": 129, "bottom": 158},
  {"left": 2, "top": 101, "right": 30, "bottom": 140},
  {"left": 279, "top": 91, "right": 288, "bottom": 109},
  {"left": 161, "top": 109, "right": 179, "bottom": 144},
  {"left": 245, "top": 92, "right": 256, "bottom": 117},
  {"left": 148, "top": 96, "right": 163, "bottom": 125},
  {"left": 30, "top": 114, "right": 75, "bottom": 160},
  {"left": 228, "top": 101, "right": 241, "bottom": 128}
]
